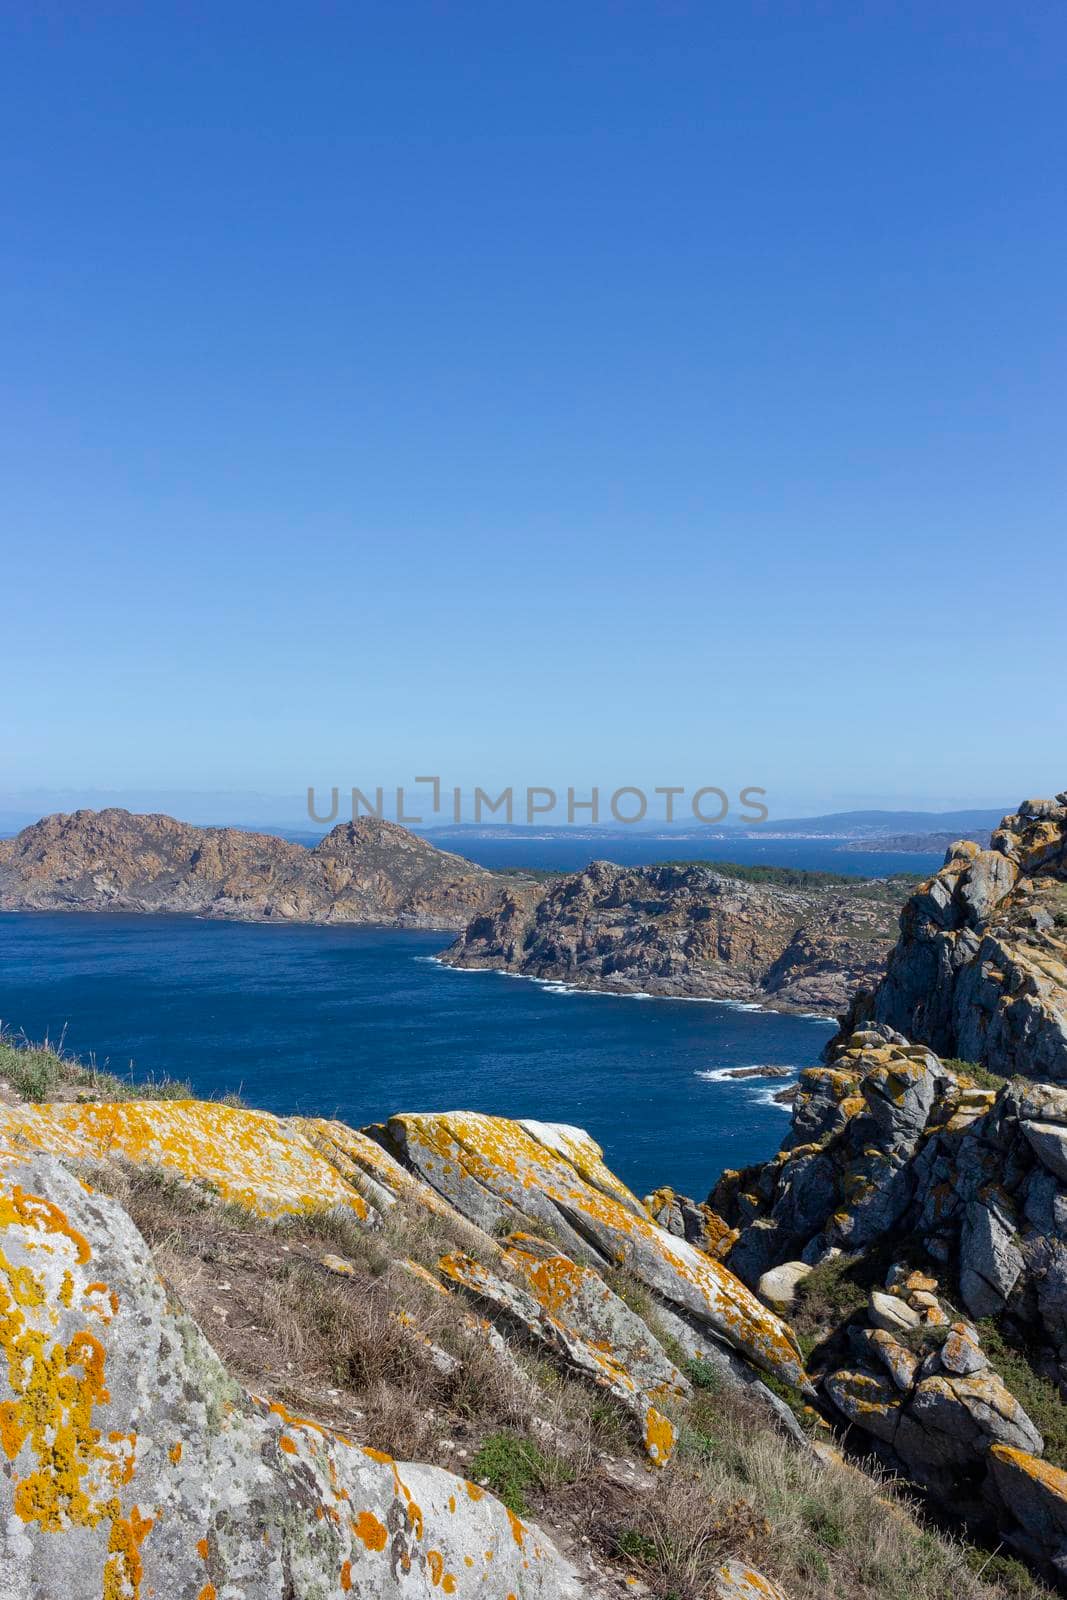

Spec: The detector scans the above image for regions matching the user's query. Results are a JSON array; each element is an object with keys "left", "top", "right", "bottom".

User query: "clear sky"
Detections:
[{"left": 3, "top": 2, "right": 1065, "bottom": 821}]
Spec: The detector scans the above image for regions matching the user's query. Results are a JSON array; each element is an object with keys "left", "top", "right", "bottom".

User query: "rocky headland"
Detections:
[
  {"left": 0, "top": 807, "right": 534, "bottom": 930},
  {"left": 4, "top": 792, "right": 1067, "bottom": 1596},
  {"left": 441, "top": 860, "right": 906, "bottom": 1013}
]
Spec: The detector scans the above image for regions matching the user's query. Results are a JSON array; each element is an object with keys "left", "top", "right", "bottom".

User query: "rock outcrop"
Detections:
[
  {"left": 0, "top": 808, "right": 529, "bottom": 930},
  {"left": 838, "top": 795, "right": 1067, "bottom": 1079},
  {"left": 707, "top": 1008, "right": 1067, "bottom": 1578},
  {"left": 442, "top": 860, "right": 905, "bottom": 1012},
  {"left": 0, "top": 1095, "right": 811, "bottom": 1597},
  {"left": 0, "top": 1142, "right": 583, "bottom": 1598}
]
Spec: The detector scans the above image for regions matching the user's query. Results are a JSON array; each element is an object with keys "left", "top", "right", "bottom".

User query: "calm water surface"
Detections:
[{"left": 0, "top": 913, "right": 835, "bottom": 1199}]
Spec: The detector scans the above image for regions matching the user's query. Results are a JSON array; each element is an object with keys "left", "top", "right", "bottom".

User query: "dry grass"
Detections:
[
  {"left": 75, "top": 1152, "right": 1052, "bottom": 1600},
  {"left": 588, "top": 1383, "right": 1051, "bottom": 1600}
]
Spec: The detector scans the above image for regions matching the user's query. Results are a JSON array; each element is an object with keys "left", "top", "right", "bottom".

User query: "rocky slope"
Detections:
[
  {"left": 0, "top": 808, "right": 527, "bottom": 930},
  {"left": 0, "top": 1081, "right": 840, "bottom": 1599},
  {"left": 663, "top": 793, "right": 1067, "bottom": 1586},
  {"left": 838, "top": 794, "right": 1067, "bottom": 1078},
  {"left": 442, "top": 860, "right": 904, "bottom": 1012}
]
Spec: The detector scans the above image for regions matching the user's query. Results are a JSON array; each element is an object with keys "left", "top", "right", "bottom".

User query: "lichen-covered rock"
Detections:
[
  {"left": 714, "top": 1031, "right": 963, "bottom": 1284},
  {"left": 0, "top": 1099, "right": 376, "bottom": 1221},
  {"left": 824, "top": 1311, "right": 1044, "bottom": 1501},
  {"left": 381, "top": 1112, "right": 808, "bottom": 1393},
  {"left": 0, "top": 1147, "right": 584, "bottom": 1598},
  {"left": 437, "top": 1249, "right": 677, "bottom": 1466},
  {"left": 501, "top": 1235, "right": 689, "bottom": 1401},
  {"left": 987, "top": 1445, "right": 1067, "bottom": 1577},
  {"left": 711, "top": 1558, "right": 790, "bottom": 1598},
  {"left": 642, "top": 1186, "right": 736, "bottom": 1258}
]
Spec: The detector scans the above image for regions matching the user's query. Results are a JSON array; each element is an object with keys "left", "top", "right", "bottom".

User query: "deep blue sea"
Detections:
[{"left": 0, "top": 912, "right": 837, "bottom": 1201}]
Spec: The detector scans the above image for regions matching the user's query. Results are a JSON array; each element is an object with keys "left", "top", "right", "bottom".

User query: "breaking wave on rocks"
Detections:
[{"left": 694, "top": 1064, "right": 798, "bottom": 1113}]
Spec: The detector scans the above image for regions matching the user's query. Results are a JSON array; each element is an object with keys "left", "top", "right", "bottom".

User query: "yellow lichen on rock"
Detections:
[
  {"left": 389, "top": 1112, "right": 807, "bottom": 1392},
  {"left": 0, "top": 1101, "right": 371, "bottom": 1222}
]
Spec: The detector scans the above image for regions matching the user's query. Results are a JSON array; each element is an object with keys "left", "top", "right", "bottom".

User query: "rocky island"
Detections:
[
  {"left": 441, "top": 859, "right": 907, "bottom": 1012},
  {"left": 0, "top": 807, "right": 528, "bottom": 930}
]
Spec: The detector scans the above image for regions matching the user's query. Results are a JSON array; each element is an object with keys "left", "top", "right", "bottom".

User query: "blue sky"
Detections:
[{"left": 3, "top": 3, "right": 1064, "bottom": 821}]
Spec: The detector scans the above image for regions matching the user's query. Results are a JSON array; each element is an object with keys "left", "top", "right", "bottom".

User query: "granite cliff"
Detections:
[
  {"left": 838, "top": 793, "right": 1067, "bottom": 1078},
  {"left": 0, "top": 808, "right": 525, "bottom": 930},
  {"left": 659, "top": 793, "right": 1067, "bottom": 1587},
  {"left": 442, "top": 860, "right": 905, "bottom": 1013}
]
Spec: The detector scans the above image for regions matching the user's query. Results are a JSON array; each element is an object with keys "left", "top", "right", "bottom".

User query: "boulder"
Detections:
[
  {"left": 757, "top": 1261, "right": 812, "bottom": 1308},
  {"left": 0, "top": 1148, "right": 584, "bottom": 1598},
  {"left": 502, "top": 1236, "right": 690, "bottom": 1401},
  {"left": 438, "top": 1250, "right": 677, "bottom": 1466},
  {"left": 939, "top": 1322, "right": 987, "bottom": 1377},
  {"left": 0, "top": 1098, "right": 377, "bottom": 1221},
  {"left": 959, "top": 1197, "right": 1024, "bottom": 1317},
  {"left": 987, "top": 1445, "right": 1067, "bottom": 1573},
  {"left": 868, "top": 1291, "right": 921, "bottom": 1335},
  {"left": 711, "top": 1559, "right": 790, "bottom": 1598},
  {"left": 383, "top": 1112, "right": 808, "bottom": 1393}
]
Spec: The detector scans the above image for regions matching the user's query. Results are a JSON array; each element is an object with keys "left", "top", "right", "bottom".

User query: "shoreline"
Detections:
[{"left": 430, "top": 953, "right": 838, "bottom": 1022}]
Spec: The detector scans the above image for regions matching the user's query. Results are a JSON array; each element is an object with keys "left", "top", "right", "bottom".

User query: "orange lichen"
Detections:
[
  {"left": 169, "top": 1441, "right": 183, "bottom": 1465},
  {"left": 354, "top": 1509, "right": 389, "bottom": 1551},
  {"left": 506, "top": 1508, "right": 525, "bottom": 1546},
  {"left": 197, "top": 1537, "right": 210, "bottom": 1560},
  {"left": 103, "top": 1505, "right": 154, "bottom": 1600},
  {"left": 340, "top": 1560, "right": 353, "bottom": 1592},
  {"left": 643, "top": 1405, "right": 675, "bottom": 1467},
  {"left": 0, "top": 1102, "right": 371, "bottom": 1222}
]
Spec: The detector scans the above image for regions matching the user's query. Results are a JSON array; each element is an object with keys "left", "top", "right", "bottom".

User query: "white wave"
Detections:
[{"left": 754, "top": 1087, "right": 795, "bottom": 1112}]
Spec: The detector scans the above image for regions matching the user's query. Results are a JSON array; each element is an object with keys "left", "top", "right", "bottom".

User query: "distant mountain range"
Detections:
[{"left": 416, "top": 807, "right": 1008, "bottom": 844}]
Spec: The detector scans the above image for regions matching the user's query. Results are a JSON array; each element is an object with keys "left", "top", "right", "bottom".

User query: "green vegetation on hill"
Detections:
[{"left": 659, "top": 859, "right": 921, "bottom": 895}]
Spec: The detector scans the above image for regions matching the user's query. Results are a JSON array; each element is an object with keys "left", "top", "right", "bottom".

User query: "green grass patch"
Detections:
[
  {"left": 943, "top": 1059, "right": 1008, "bottom": 1092},
  {"left": 470, "top": 1431, "right": 573, "bottom": 1515},
  {"left": 686, "top": 1356, "right": 724, "bottom": 1392},
  {"left": 0, "top": 1029, "right": 239, "bottom": 1106},
  {"left": 977, "top": 1319, "right": 1067, "bottom": 1469},
  {"left": 615, "top": 1528, "right": 658, "bottom": 1564},
  {"left": 791, "top": 1253, "right": 869, "bottom": 1333}
]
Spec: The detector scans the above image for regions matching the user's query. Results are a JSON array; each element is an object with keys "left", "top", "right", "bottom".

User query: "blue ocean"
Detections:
[{"left": 0, "top": 912, "right": 838, "bottom": 1201}]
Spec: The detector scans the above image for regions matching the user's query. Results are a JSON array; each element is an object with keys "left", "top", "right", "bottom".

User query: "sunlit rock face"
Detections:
[
  {"left": 0, "top": 1145, "right": 583, "bottom": 1599},
  {"left": 838, "top": 795, "right": 1067, "bottom": 1081}
]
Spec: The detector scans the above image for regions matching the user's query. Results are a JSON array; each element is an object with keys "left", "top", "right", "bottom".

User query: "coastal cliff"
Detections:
[
  {"left": 5, "top": 794, "right": 1067, "bottom": 1594},
  {"left": 0, "top": 1040, "right": 1017, "bottom": 1600},
  {"left": 837, "top": 793, "right": 1067, "bottom": 1078},
  {"left": 0, "top": 808, "right": 528, "bottom": 930},
  {"left": 663, "top": 793, "right": 1067, "bottom": 1588},
  {"left": 441, "top": 860, "right": 905, "bottom": 1013}
]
